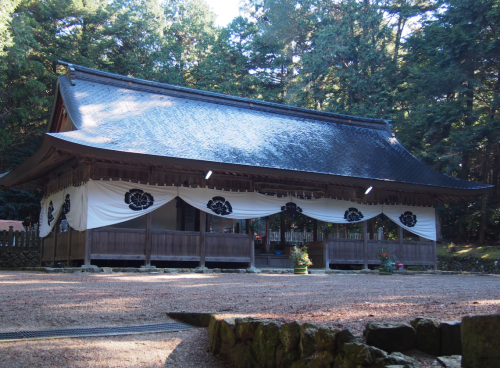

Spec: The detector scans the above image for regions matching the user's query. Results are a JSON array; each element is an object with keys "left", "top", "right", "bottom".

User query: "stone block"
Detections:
[
  {"left": 315, "top": 327, "right": 339, "bottom": 352},
  {"left": 461, "top": 314, "right": 500, "bottom": 368},
  {"left": 252, "top": 321, "right": 281, "bottom": 368},
  {"left": 208, "top": 315, "right": 222, "bottom": 355},
  {"left": 344, "top": 342, "right": 386, "bottom": 365},
  {"left": 299, "top": 323, "right": 319, "bottom": 359},
  {"left": 45, "top": 267, "right": 63, "bottom": 273},
  {"left": 364, "top": 322, "right": 416, "bottom": 353},
  {"left": 308, "top": 350, "right": 335, "bottom": 368},
  {"left": 336, "top": 328, "right": 359, "bottom": 351},
  {"left": 226, "top": 343, "right": 258, "bottom": 368},
  {"left": 220, "top": 318, "right": 237, "bottom": 348},
  {"left": 276, "top": 344, "right": 300, "bottom": 368},
  {"left": 280, "top": 321, "right": 301, "bottom": 353},
  {"left": 372, "top": 352, "right": 421, "bottom": 368},
  {"left": 439, "top": 321, "right": 461, "bottom": 356},
  {"left": 235, "top": 317, "right": 261, "bottom": 342},
  {"left": 410, "top": 317, "right": 440, "bottom": 355},
  {"left": 436, "top": 355, "right": 461, "bottom": 368},
  {"left": 167, "top": 312, "right": 213, "bottom": 327}
]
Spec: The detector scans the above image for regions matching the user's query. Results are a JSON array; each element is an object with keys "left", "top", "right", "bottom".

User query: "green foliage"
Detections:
[{"left": 289, "top": 245, "right": 312, "bottom": 267}]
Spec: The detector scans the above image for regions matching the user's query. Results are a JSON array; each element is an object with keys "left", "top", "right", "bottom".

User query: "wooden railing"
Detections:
[{"left": 0, "top": 226, "right": 40, "bottom": 252}]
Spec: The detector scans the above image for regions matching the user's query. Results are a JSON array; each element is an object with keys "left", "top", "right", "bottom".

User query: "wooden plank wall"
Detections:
[
  {"left": 328, "top": 239, "right": 434, "bottom": 266},
  {"left": 205, "top": 233, "right": 250, "bottom": 263},
  {"left": 151, "top": 230, "right": 200, "bottom": 261},
  {"left": 91, "top": 228, "right": 146, "bottom": 260}
]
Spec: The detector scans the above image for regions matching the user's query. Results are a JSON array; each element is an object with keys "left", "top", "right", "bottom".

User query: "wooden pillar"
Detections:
[
  {"left": 52, "top": 222, "right": 58, "bottom": 266},
  {"left": 313, "top": 219, "right": 318, "bottom": 241},
  {"left": 280, "top": 212, "right": 285, "bottom": 247},
  {"left": 265, "top": 217, "right": 270, "bottom": 253},
  {"left": 433, "top": 240, "right": 437, "bottom": 270},
  {"left": 248, "top": 219, "right": 255, "bottom": 268},
  {"left": 145, "top": 212, "right": 152, "bottom": 266},
  {"left": 398, "top": 226, "right": 404, "bottom": 262},
  {"left": 66, "top": 226, "right": 72, "bottom": 267},
  {"left": 322, "top": 231, "right": 329, "bottom": 270},
  {"left": 199, "top": 211, "right": 206, "bottom": 267},
  {"left": 362, "top": 221, "right": 368, "bottom": 269},
  {"left": 84, "top": 229, "right": 92, "bottom": 266}
]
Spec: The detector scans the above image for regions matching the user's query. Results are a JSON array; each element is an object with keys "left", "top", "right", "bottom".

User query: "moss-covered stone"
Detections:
[
  {"left": 290, "top": 358, "right": 311, "bottom": 368},
  {"left": 300, "top": 323, "right": 319, "bottom": 359},
  {"left": 276, "top": 344, "right": 300, "bottom": 368},
  {"left": 253, "top": 320, "right": 281, "bottom": 368},
  {"left": 336, "top": 329, "right": 359, "bottom": 351},
  {"left": 461, "top": 314, "right": 500, "bottom": 368},
  {"left": 344, "top": 342, "right": 386, "bottom": 365},
  {"left": 372, "top": 352, "right": 421, "bottom": 368},
  {"left": 280, "top": 321, "right": 302, "bottom": 353},
  {"left": 315, "top": 327, "right": 339, "bottom": 352},
  {"left": 364, "top": 322, "right": 416, "bottom": 353},
  {"left": 208, "top": 315, "right": 222, "bottom": 355},
  {"left": 220, "top": 318, "right": 237, "bottom": 348},
  {"left": 333, "top": 352, "right": 359, "bottom": 368},
  {"left": 308, "top": 351, "right": 336, "bottom": 368},
  {"left": 439, "top": 321, "right": 461, "bottom": 356},
  {"left": 227, "top": 343, "right": 258, "bottom": 368},
  {"left": 236, "top": 317, "right": 261, "bottom": 342},
  {"left": 410, "top": 317, "right": 440, "bottom": 356}
]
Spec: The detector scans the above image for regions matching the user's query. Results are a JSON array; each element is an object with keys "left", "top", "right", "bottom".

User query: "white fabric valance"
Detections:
[{"left": 39, "top": 180, "right": 437, "bottom": 240}]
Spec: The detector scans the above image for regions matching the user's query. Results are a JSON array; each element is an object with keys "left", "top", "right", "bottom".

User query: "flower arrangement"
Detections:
[
  {"left": 376, "top": 245, "right": 397, "bottom": 270},
  {"left": 290, "top": 245, "right": 313, "bottom": 267}
]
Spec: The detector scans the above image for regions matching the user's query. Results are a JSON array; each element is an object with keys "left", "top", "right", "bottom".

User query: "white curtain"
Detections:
[
  {"left": 39, "top": 180, "right": 437, "bottom": 240},
  {"left": 383, "top": 204, "right": 436, "bottom": 241}
]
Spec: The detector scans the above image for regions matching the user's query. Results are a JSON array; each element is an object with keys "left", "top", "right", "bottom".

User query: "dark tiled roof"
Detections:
[{"left": 51, "top": 63, "right": 490, "bottom": 191}]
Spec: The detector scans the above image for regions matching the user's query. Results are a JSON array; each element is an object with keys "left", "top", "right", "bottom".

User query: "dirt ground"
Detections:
[{"left": 1, "top": 271, "right": 499, "bottom": 367}]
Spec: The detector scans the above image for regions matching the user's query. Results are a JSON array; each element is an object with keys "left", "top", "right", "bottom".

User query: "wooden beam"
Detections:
[
  {"left": 248, "top": 219, "right": 255, "bottom": 268},
  {"left": 84, "top": 229, "right": 92, "bottom": 265},
  {"left": 91, "top": 254, "right": 146, "bottom": 260},
  {"left": 199, "top": 211, "right": 206, "bottom": 267},
  {"left": 362, "top": 221, "right": 368, "bottom": 269},
  {"left": 322, "top": 230, "right": 329, "bottom": 270},
  {"left": 66, "top": 225, "right": 72, "bottom": 267},
  {"left": 280, "top": 212, "right": 285, "bottom": 247},
  {"left": 398, "top": 226, "right": 404, "bottom": 263},
  {"left": 52, "top": 222, "right": 58, "bottom": 266},
  {"left": 145, "top": 212, "right": 152, "bottom": 266}
]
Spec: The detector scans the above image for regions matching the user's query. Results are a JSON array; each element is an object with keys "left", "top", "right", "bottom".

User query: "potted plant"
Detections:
[
  {"left": 290, "top": 245, "right": 313, "bottom": 275},
  {"left": 376, "top": 245, "right": 396, "bottom": 275}
]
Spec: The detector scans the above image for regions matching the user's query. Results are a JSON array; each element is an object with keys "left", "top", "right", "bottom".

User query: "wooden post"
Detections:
[
  {"left": 199, "top": 211, "right": 206, "bottom": 267},
  {"left": 84, "top": 229, "right": 92, "bottom": 265},
  {"left": 313, "top": 219, "right": 318, "bottom": 241},
  {"left": 398, "top": 226, "right": 404, "bottom": 262},
  {"left": 20, "top": 231, "right": 25, "bottom": 252},
  {"left": 248, "top": 219, "right": 255, "bottom": 268},
  {"left": 362, "top": 221, "right": 368, "bottom": 269},
  {"left": 280, "top": 212, "right": 285, "bottom": 247},
  {"left": 322, "top": 231, "right": 329, "bottom": 270},
  {"left": 433, "top": 240, "right": 437, "bottom": 270},
  {"left": 145, "top": 212, "right": 152, "bottom": 266},
  {"left": 52, "top": 222, "right": 58, "bottom": 266},
  {"left": 265, "top": 217, "right": 270, "bottom": 253},
  {"left": 66, "top": 225, "right": 72, "bottom": 267},
  {"left": 7, "top": 226, "right": 13, "bottom": 251}
]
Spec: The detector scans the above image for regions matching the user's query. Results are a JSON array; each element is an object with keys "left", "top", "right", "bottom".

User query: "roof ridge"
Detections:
[{"left": 58, "top": 60, "right": 393, "bottom": 132}]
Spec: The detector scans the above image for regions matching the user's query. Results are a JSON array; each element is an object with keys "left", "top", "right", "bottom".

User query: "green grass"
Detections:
[{"left": 437, "top": 243, "right": 500, "bottom": 259}]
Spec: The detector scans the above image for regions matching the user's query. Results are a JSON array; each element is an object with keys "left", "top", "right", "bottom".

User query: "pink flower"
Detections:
[{"left": 381, "top": 253, "right": 388, "bottom": 258}]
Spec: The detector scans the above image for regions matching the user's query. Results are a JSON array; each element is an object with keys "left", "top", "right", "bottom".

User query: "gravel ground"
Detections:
[{"left": 1, "top": 271, "right": 499, "bottom": 367}]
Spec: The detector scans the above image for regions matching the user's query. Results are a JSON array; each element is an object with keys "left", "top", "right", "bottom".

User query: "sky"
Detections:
[{"left": 205, "top": 0, "right": 241, "bottom": 27}]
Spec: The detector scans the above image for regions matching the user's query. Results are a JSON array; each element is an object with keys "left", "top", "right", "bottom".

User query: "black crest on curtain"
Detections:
[
  {"left": 124, "top": 189, "right": 154, "bottom": 211},
  {"left": 281, "top": 202, "right": 302, "bottom": 217},
  {"left": 207, "top": 196, "right": 233, "bottom": 216},
  {"left": 344, "top": 207, "right": 364, "bottom": 222},
  {"left": 62, "top": 194, "right": 71, "bottom": 214},
  {"left": 399, "top": 211, "right": 417, "bottom": 227},
  {"left": 47, "top": 201, "right": 54, "bottom": 226}
]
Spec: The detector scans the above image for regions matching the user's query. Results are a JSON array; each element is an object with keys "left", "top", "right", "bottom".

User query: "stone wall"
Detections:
[
  {"left": 208, "top": 315, "right": 464, "bottom": 368},
  {"left": 437, "top": 255, "right": 500, "bottom": 274},
  {"left": 0, "top": 250, "right": 40, "bottom": 268}
]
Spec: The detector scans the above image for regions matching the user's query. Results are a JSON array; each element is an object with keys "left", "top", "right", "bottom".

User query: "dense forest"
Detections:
[{"left": 0, "top": 0, "right": 499, "bottom": 243}]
